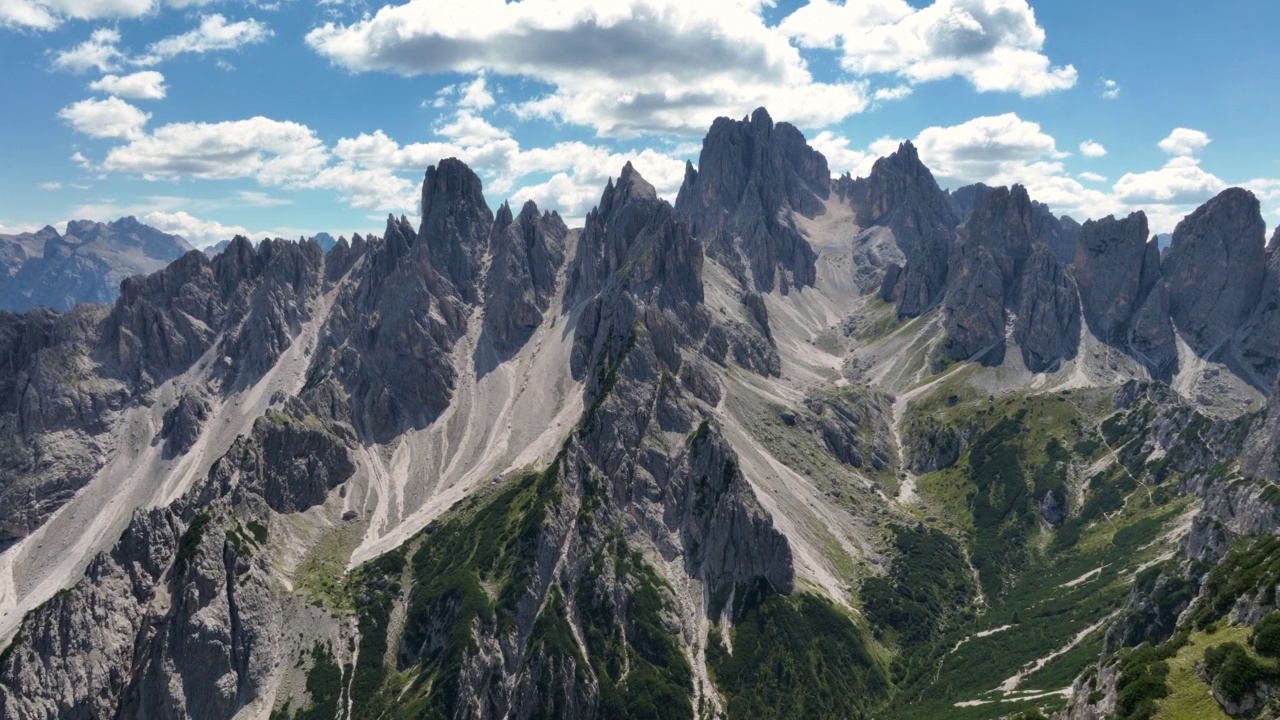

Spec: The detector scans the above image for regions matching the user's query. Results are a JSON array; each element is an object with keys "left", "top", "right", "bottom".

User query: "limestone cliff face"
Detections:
[
  {"left": 1075, "top": 212, "right": 1153, "bottom": 343},
  {"left": 939, "top": 244, "right": 1006, "bottom": 365},
  {"left": 481, "top": 200, "right": 568, "bottom": 353},
  {"left": 939, "top": 185, "right": 1079, "bottom": 370},
  {"left": 1074, "top": 213, "right": 1177, "bottom": 378},
  {"left": 675, "top": 107, "right": 825, "bottom": 293},
  {"left": 1164, "top": 187, "right": 1268, "bottom": 356},
  {"left": 1014, "top": 246, "right": 1081, "bottom": 373},
  {"left": 0, "top": 403, "right": 355, "bottom": 719},
  {"left": 309, "top": 212, "right": 469, "bottom": 442},
  {"left": 849, "top": 142, "right": 959, "bottom": 317},
  {"left": 1238, "top": 231, "right": 1280, "bottom": 387},
  {"left": 111, "top": 235, "right": 326, "bottom": 390},
  {"left": 420, "top": 159, "right": 494, "bottom": 305}
]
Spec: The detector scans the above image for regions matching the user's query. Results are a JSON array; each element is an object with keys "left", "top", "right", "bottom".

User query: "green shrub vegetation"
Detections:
[
  {"left": 575, "top": 535, "right": 693, "bottom": 720},
  {"left": 708, "top": 586, "right": 889, "bottom": 720},
  {"left": 1191, "top": 535, "right": 1280, "bottom": 628},
  {"left": 1113, "top": 638, "right": 1183, "bottom": 720},
  {"left": 1251, "top": 612, "right": 1280, "bottom": 658},
  {"left": 275, "top": 642, "right": 348, "bottom": 720},
  {"left": 862, "top": 525, "right": 974, "bottom": 653},
  {"left": 1202, "top": 641, "right": 1280, "bottom": 705},
  {"left": 881, "top": 387, "right": 1194, "bottom": 719},
  {"left": 175, "top": 511, "right": 211, "bottom": 574},
  {"left": 347, "top": 547, "right": 407, "bottom": 719}
]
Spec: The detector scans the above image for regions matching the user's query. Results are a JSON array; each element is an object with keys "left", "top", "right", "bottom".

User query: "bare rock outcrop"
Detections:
[
  {"left": 675, "top": 107, "right": 825, "bottom": 293},
  {"left": 1164, "top": 187, "right": 1267, "bottom": 357},
  {"left": 419, "top": 159, "right": 494, "bottom": 304},
  {"left": 310, "top": 209, "right": 470, "bottom": 441},
  {"left": 1075, "top": 212, "right": 1153, "bottom": 343},
  {"left": 481, "top": 200, "right": 568, "bottom": 353},
  {"left": 1014, "top": 246, "right": 1081, "bottom": 372},
  {"left": 939, "top": 185, "right": 1079, "bottom": 371},
  {"left": 850, "top": 142, "right": 959, "bottom": 317}
]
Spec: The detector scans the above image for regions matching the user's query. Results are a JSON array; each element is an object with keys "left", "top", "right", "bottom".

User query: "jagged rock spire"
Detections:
[
  {"left": 420, "top": 158, "right": 494, "bottom": 304},
  {"left": 481, "top": 197, "right": 568, "bottom": 356},
  {"left": 568, "top": 162, "right": 701, "bottom": 308},
  {"left": 850, "top": 140, "right": 959, "bottom": 317},
  {"left": 675, "top": 106, "right": 824, "bottom": 294},
  {"left": 940, "top": 184, "right": 1080, "bottom": 371}
]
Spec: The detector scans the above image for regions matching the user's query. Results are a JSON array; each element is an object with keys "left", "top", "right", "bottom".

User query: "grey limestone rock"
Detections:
[
  {"left": 802, "top": 388, "right": 896, "bottom": 473},
  {"left": 940, "top": 185, "right": 1079, "bottom": 371},
  {"left": 420, "top": 158, "right": 494, "bottom": 304},
  {"left": 1013, "top": 246, "right": 1080, "bottom": 373},
  {"left": 1075, "top": 212, "right": 1152, "bottom": 343},
  {"left": 849, "top": 142, "right": 958, "bottom": 317},
  {"left": 160, "top": 390, "right": 210, "bottom": 458},
  {"left": 1238, "top": 231, "right": 1280, "bottom": 388},
  {"left": 1164, "top": 187, "right": 1267, "bottom": 356},
  {"left": 675, "top": 107, "right": 824, "bottom": 294},
  {"left": 1031, "top": 201, "right": 1079, "bottom": 266},
  {"left": 310, "top": 213, "right": 466, "bottom": 442},
  {"left": 481, "top": 199, "right": 568, "bottom": 353},
  {"left": 939, "top": 244, "right": 1006, "bottom": 365}
]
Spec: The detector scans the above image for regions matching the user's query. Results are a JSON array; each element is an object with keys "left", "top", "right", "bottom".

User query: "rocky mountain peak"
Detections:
[
  {"left": 1031, "top": 201, "right": 1080, "bottom": 265},
  {"left": 482, "top": 197, "right": 568, "bottom": 357},
  {"left": 493, "top": 200, "right": 515, "bottom": 235},
  {"left": 674, "top": 106, "right": 822, "bottom": 293},
  {"left": 940, "top": 183, "right": 1079, "bottom": 370},
  {"left": 1164, "top": 187, "right": 1268, "bottom": 356},
  {"left": 850, "top": 140, "right": 959, "bottom": 317},
  {"left": 568, "top": 163, "right": 675, "bottom": 302},
  {"left": 420, "top": 158, "right": 493, "bottom": 304},
  {"left": 1075, "top": 211, "right": 1153, "bottom": 342},
  {"left": 603, "top": 160, "right": 660, "bottom": 214},
  {"left": 0, "top": 217, "right": 192, "bottom": 312},
  {"left": 949, "top": 182, "right": 994, "bottom": 221},
  {"left": 965, "top": 185, "right": 1036, "bottom": 285}
]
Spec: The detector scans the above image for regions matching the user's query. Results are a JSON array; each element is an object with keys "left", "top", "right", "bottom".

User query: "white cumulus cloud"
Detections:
[
  {"left": 102, "top": 116, "right": 329, "bottom": 185},
  {"left": 53, "top": 27, "right": 125, "bottom": 73},
  {"left": 89, "top": 70, "right": 166, "bottom": 99},
  {"left": 142, "top": 209, "right": 250, "bottom": 247},
  {"left": 1158, "top": 128, "right": 1211, "bottom": 157},
  {"left": 781, "top": 0, "right": 1077, "bottom": 97},
  {"left": 2, "top": 0, "right": 229, "bottom": 29},
  {"left": 911, "top": 112, "right": 1066, "bottom": 184},
  {"left": 1079, "top": 140, "right": 1107, "bottom": 158},
  {"left": 138, "top": 14, "right": 273, "bottom": 63},
  {"left": 306, "top": 0, "right": 868, "bottom": 138},
  {"left": 1114, "top": 156, "right": 1226, "bottom": 205},
  {"left": 58, "top": 96, "right": 151, "bottom": 139}
]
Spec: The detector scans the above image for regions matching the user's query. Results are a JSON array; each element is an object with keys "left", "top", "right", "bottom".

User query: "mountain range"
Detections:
[
  {"left": 0, "top": 217, "right": 192, "bottom": 312},
  {"left": 2, "top": 107, "right": 1280, "bottom": 720}
]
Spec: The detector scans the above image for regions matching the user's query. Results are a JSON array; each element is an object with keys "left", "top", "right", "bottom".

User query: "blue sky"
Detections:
[{"left": 1, "top": 0, "right": 1277, "bottom": 247}]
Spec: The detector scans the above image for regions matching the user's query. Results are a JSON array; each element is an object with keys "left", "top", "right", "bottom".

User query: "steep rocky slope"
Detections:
[{"left": 2, "top": 109, "right": 1280, "bottom": 720}]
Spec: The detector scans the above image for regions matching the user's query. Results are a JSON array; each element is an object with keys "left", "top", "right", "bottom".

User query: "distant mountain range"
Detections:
[
  {"left": 0, "top": 223, "right": 348, "bottom": 312},
  {"left": 0, "top": 217, "right": 192, "bottom": 312},
  {"left": 3, "top": 108, "right": 1280, "bottom": 720}
]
